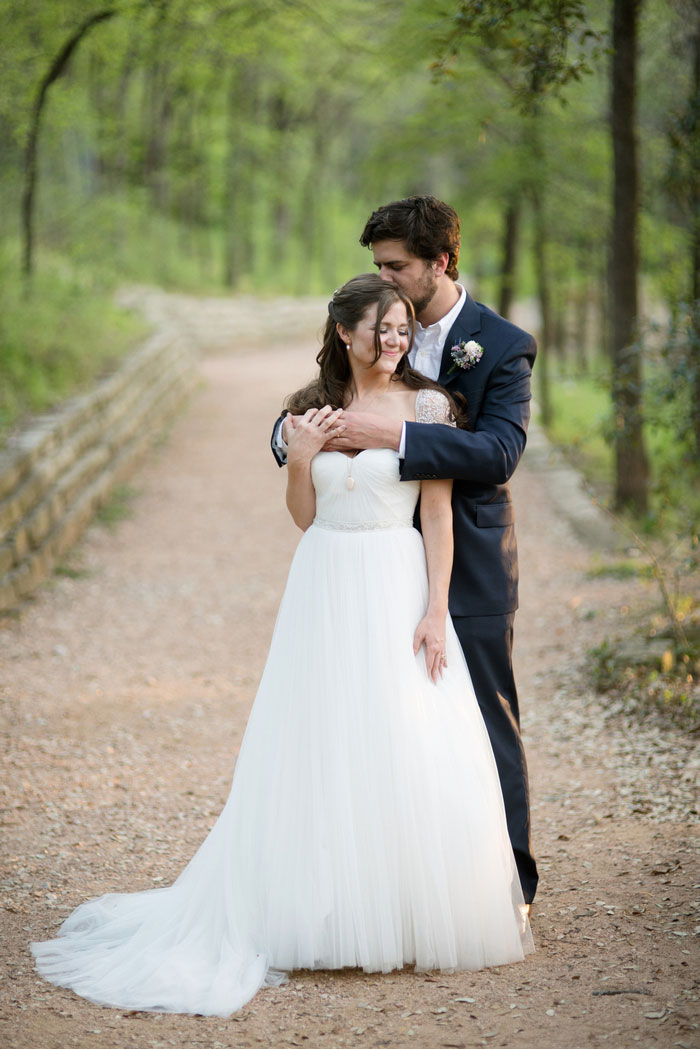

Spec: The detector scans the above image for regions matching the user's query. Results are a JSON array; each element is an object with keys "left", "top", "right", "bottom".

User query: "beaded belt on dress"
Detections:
[{"left": 313, "top": 516, "right": 414, "bottom": 532}]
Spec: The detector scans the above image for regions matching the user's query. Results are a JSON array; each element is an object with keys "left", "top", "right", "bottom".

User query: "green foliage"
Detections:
[
  {"left": 53, "top": 560, "right": 90, "bottom": 580},
  {"left": 1, "top": 0, "right": 697, "bottom": 499},
  {"left": 0, "top": 0, "right": 690, "bottom": 304},
  {"left": 96, "top": 483, "right": 138, "bottom": 528},
  {"left": 0, "top": 239, "right": 147, "bottom": 440},
  {"left": 645, "top": 302, "right": 700, "bottom": 437},
  {"left": 544, "top": 305, "right": 700, "bottom": 533},
  {"left": 433, "top": 0, "right": 606, "bottom": 111},
  {"left": 588, "top": 628, "right": 700, "bottom": 732},
  {"left": 542, "top": 367, "right": 613, "bottom": 494},
  {"left": 586, "top": 560, "right": 654, "bottom": 580}
]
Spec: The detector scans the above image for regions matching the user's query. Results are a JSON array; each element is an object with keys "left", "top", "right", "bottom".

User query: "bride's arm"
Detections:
[
  {"left": 414, "top": 478, "right": 453, "bottom": 682},
  {"left": 286, "top": 459, "right": 315, "bottom": 531},
  {"left": 286, "top": 406, "right": 343, "bottom": 530}
]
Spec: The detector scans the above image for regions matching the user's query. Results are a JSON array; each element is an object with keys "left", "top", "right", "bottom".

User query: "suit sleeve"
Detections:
[
  {"left": 401, "top": 333, "right": 535, "bottom": 486},
  {"left": 270, "top": 413, "right": 288, "bottom": 468}
]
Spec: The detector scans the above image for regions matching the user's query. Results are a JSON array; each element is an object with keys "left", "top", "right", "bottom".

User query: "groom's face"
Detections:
[{"left": 370, "top": 240, "right": 439, "bottom": 318}]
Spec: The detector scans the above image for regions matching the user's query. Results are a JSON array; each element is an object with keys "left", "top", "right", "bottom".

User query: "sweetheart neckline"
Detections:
[{"left": 324, "top": 448, "right": 398, "bottom": 460}]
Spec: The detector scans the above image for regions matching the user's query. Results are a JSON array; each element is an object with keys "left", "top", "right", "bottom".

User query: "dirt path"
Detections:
[{"left": 1, "top": 296, "right": 698, "bottom": 1049}]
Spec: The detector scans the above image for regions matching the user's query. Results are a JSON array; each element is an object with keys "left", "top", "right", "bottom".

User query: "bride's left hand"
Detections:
[
  {"left": 287, "top": 406, "right": 345, "bottom": 462},
  {"left": 413, "top": 613, "right": 447, "bottom": 683}
]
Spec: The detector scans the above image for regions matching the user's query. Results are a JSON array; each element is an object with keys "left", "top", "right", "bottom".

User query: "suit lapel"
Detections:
[{"left": 437, "top": 295, "right": 483, "bottom": 386}]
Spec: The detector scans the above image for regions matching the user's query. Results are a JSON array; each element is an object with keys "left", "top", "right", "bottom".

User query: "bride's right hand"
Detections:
[
  {"left": 287, "top": 406, "right": 345, "bottom": 463},
  {"left": 413, "top": 611, "right": 447, "bottom": 683}
]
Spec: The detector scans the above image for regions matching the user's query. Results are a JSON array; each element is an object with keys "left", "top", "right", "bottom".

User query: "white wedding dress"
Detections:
[{"left": 32, "top": 391, "right": 533, "bottom": 1017}]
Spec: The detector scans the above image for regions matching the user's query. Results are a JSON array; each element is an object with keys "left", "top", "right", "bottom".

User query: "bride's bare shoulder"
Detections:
[{"left": 396, "top": 387, "right": 420, "bottom": 422}]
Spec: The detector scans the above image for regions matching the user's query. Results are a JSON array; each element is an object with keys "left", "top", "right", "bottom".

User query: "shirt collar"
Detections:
[{"left": 415, "top": 284, "right": 467, "bottom": 341}]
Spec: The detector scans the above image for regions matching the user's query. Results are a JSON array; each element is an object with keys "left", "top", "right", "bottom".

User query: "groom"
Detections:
[{"left": 273, "top": 196, "right": 538, "bottom": 905}]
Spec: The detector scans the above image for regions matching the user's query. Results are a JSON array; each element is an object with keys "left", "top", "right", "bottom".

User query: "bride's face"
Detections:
[{"left": 341, "top": 300, "right": 410, "bottom": 378}]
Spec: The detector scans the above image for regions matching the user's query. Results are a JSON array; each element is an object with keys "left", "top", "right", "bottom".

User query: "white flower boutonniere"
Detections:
[{"left": 447, "top": 339, "right": 484, "bottom": 376}]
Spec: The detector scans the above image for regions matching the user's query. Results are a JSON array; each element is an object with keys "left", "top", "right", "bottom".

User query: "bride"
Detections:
[{"left": 31, "top": 274, "right": 533, "bottom": 1017}]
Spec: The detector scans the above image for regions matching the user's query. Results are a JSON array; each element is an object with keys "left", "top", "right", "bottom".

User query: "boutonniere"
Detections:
[{"left": 447, "top": 340, "right": 484, "bottom": 375}]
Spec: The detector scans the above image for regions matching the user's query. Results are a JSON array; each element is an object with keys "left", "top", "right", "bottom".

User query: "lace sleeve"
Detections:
[{"left": 415, "top": 388, "right": 456, "bottom": 427}]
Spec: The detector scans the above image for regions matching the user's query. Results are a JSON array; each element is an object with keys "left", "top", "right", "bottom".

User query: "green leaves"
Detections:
[{"left": 433, "top": 0, "right": 606, "bottom": 112}]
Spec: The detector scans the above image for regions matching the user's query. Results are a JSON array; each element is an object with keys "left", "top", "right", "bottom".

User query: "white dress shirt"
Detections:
[
  {"left": 398, "top": 284, "right": 466, "bottom": 456},
  {"left": 409, "top": 284, "right": 467, "bottom": 380}
]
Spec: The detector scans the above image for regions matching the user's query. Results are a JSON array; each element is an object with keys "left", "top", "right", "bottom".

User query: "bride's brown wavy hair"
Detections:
[{"left": 285, "top": 273, "right": 466, "bottom": 426}]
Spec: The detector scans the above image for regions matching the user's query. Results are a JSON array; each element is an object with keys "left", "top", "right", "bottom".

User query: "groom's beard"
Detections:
[{"left": 410, "top": 269, "right": 439, "bottom": 317}]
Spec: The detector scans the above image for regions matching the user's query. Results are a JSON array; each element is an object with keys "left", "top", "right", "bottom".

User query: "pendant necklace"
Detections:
[{"left": 345, "top": 452, "right": 358, "bottom": 490}]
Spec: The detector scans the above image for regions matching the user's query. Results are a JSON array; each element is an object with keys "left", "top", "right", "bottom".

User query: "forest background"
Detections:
[{"left": 1, "top": 0, "right": 698, "bottom": 723}]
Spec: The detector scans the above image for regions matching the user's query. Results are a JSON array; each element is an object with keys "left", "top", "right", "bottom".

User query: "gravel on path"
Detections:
[{"left": 1, "top": 295, "right": 698, "bottom": 1049}]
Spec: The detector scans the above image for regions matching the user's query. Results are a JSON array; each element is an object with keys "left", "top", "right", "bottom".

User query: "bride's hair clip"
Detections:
[{"left": 328, "top": 289, "right": 341, "bottom": 319}]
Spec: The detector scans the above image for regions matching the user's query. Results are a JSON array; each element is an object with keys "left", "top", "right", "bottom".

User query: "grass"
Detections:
[
  {"left": 545, "top": 358, "right": 700, "bottom": 730},
  {"left": 542, "top": 370, "right": 613, "bottom": 498},
  {"left": 0, "top": 241, "right": 149, "bottom": 444},
  {"left": 586, "top": 559, "right": 655, "bottom": 580},
  {"left": 541, "top": 360, "right": 700, "bottom": 533},
  {"left": 53, "top": 561, "right": 91, "bottom": 580},
  {"left": 587, "top": 629, "right": 700, "bottom": 732},
  {"left": 0, "top": 176, "right": 355, "bottom": 446},
  {"left": 95, "top": 485, "right": 138, "bottom": 529}
]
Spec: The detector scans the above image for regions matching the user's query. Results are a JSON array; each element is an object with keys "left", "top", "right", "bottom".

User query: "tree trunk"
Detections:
[
  {"left": 689, "top": 17, "right": 700, "bottom": 459},
  {"left": 21, "top": 9, "right": 116, "bottom": 283},
  {"left": 552, "top": 286, "right": 567, "bottom": 363},
  {"left": 531, "top": 186, "right": 553, "bottom": 428},
  {"left": 269, "top": 92, "right": 294, "bottom": 274},
  {"left": 109, "top": 45, "right": 138, "bottom": 189},
  {"left": 143, "top": 60, "right": 171, "bottom": 210},
  {"left": 498, "top": 198, "right": 520, "bottom": 319},
  {"left": 223, "top": 72, "right": 243, "bottom": 288},
  {"left": 599, "top": 258, "right": 611, "bottom": 360},
  {"left": 610, "top": 0, "right": 649, "bottom": 512},
  {"left": 573, "top": 279, "right": 590, "bottom": 375},
  {"left": 223, "top": 64, "right": 258, "bottom": 288},
  {"left": 296, "top": 149, "right": 319, "bottom": 296}
]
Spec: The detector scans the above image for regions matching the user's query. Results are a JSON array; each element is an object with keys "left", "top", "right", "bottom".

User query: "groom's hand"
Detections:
[
  {"left": 281, "top": 413, "right": 301, "bottom": 444},
  {"left": 323, "top": 412, "right": 402, "bottom": 453}
]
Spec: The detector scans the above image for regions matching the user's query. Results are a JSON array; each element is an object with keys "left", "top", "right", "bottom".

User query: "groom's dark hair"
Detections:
[{"left": 360, "top": 195, "right": 461, "bottom": 281}]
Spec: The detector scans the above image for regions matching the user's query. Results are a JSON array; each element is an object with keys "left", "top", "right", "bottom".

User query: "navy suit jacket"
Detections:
[{"left": 403, "top": 295, "right": 536, "bottom": 617}]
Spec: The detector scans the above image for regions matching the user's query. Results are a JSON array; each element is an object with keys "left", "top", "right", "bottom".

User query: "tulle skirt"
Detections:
[{"left": 32, "top": 522, "right": 533, "bottom": 1016}]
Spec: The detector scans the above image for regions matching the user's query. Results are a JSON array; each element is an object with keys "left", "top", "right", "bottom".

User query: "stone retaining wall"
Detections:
[{"left": 0, "top": 328, "right": 198, "bottom": 612}]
